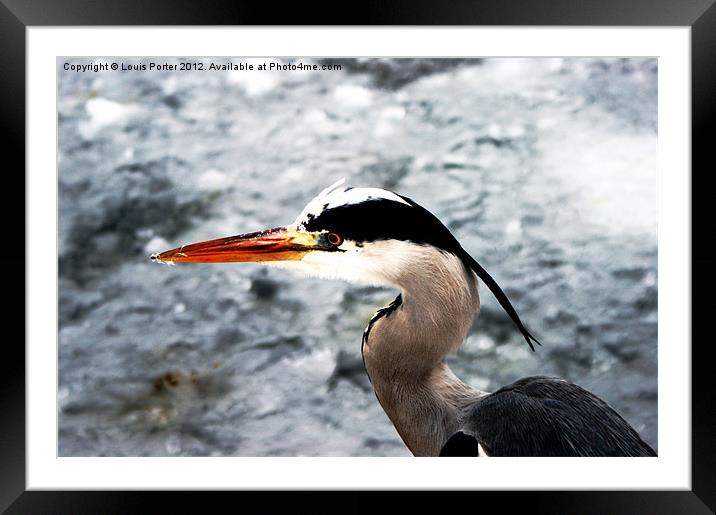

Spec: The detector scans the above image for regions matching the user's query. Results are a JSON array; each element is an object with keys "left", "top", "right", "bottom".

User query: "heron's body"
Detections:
[{"left": 152, "top": 179, "right": 656, "bottom": 457}]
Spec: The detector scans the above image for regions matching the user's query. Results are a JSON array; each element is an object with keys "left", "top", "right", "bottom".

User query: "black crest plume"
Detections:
[
  {"left": 397, "top": 194, "right": 541, "bottom": 352},
  {"left": 457, "top": 248, "right": 541, "bottom": 351}
]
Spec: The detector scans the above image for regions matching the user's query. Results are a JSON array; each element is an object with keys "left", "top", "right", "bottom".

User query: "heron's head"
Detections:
[
  {"left": 152, "top": 179, "right": 468, "bottom": 285},
  {"left": 152, "top": 179, "right": 539, "bottom": 350}
]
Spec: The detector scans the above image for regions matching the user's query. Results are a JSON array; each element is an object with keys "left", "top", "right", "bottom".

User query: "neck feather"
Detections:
[{"left": 362, "top": 247, "right": 485, "bottom": 456}]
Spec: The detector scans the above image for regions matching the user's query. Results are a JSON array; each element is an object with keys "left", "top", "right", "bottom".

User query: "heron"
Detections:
[{"left": 151, "top": 179, "right": 656, "bottom": 457}]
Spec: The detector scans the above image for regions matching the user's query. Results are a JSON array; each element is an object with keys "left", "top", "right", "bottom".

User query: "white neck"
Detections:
[{"left": 361, "top": 247, "right": 486, "bottom": 456}]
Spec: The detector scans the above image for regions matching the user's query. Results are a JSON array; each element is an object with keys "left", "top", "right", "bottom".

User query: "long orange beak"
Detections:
[{"left": 150, "top": 226, "right": 320, "bottom": 264}]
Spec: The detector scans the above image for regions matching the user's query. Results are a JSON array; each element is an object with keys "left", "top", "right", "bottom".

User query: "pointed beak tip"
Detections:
[
  {"left": 150, "top": 250, "right": 177, "bottom": 266},
  {"left": 150, "top": 251, "right": 167, "bottom": 262},
  {"left": 149, "top": 252, "right": 172, "bottom": 265}
]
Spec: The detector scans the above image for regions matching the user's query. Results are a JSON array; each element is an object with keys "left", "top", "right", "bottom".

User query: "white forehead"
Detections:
[{"left": 295, "top": 178, "right": 410, "bottom": 227}]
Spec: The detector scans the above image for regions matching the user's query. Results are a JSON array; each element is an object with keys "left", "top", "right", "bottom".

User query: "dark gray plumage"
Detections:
[{"left": 449, "top": 376, "right": 656, "bottom": 457}]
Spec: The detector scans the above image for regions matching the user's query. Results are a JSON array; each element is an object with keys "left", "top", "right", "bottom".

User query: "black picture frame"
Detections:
[{"left": 2, "top": 1, "right": 714, "bottom": 513}]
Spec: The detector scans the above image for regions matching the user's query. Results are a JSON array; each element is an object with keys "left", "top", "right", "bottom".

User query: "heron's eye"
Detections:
[{"left": 327, "top": 232, "right": 343, "bottom": 246}]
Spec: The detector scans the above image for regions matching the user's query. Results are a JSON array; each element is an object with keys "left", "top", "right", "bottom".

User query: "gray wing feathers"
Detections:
[{"left": 459, "top": 376, "right": 656, "bottom": 457}]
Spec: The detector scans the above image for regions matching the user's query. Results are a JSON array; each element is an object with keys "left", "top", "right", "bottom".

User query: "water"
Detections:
[{"left": 58, "top": 57, "right": 657, "bottom": 456}]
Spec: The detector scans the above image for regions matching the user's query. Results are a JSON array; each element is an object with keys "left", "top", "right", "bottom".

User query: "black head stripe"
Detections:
[{"left": 302, "top": 196, "right": 464, "bottom": 251}]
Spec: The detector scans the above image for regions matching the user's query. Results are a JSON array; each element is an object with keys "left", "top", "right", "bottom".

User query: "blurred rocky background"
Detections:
[{"left": 58, "top": 57, "right": 657, "bottom": 456}]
